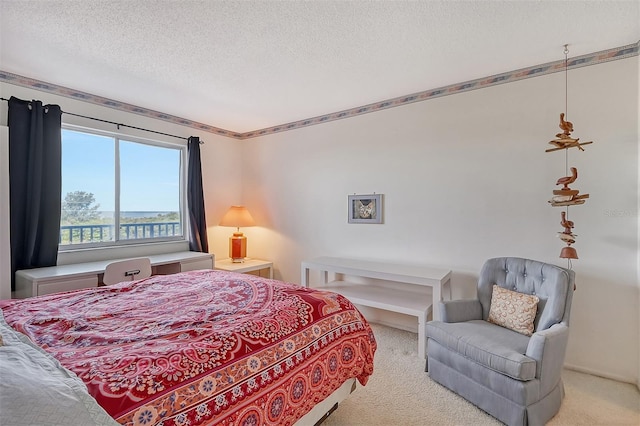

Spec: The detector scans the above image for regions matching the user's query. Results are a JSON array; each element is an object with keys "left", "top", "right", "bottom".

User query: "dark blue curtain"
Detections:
[
  {"left": 187, "top": 136, "right": 208, "bottom": 253},
  {"left": 8, "top": 96, "right": 62, "bottom": 290}
]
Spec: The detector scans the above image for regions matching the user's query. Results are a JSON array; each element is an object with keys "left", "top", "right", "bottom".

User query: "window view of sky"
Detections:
[{"left": 62, "top": 129, "right": 181, "bottom": 213}]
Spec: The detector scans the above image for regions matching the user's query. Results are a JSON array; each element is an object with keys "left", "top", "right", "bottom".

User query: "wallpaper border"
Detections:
[{"left": 1, "top": 41, "right": 637, "bottom": 140}]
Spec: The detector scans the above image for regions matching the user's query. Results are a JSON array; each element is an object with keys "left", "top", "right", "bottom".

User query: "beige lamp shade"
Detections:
[
  {"left": 219, "top": 206, "right": 255, "bottom": 263},
  {"left": 219, "top": 206, "right": 255, "bottom": 229}
]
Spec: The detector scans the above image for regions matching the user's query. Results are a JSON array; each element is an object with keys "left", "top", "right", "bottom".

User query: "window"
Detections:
[{"left": 60, "top": 127, "right": 186, "bottom": 249}]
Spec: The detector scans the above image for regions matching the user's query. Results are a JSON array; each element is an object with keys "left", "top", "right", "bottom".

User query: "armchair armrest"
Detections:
[
  {"left": 525, "top": 323, "right": 570, "bottom": 395},
  {"left": 439, "top": 299, "right": 482, "bottom": 323}
]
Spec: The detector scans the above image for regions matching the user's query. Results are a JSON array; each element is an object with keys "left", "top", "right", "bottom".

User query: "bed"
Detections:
[{"left": 0, "top": 269, "right": 376, "bottom": 425}]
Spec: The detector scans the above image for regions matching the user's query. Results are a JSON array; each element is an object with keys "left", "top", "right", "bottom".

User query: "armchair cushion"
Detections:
[
  {"left": 440, "top": 299, "right": 482, "bottom": 323},
  {"left": 426, "top": 319, "right": 536, "bottom": 381},
  {"left": 488, "top": 285, "right": 539, "bottom": 336}
]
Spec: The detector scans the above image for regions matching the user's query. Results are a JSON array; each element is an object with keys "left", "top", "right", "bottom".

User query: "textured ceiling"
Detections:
[{"left": 1, "top": 0, "right": 639, "bottom": 133}]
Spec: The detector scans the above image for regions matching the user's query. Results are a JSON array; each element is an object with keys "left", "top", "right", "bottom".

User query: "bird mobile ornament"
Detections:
[
  {"left": 546, "top": 113, "right": 593, "bottom": 153},
  {"left": 558, "top": 211, "right": 578, "bottom": 259},
  {"left": 548, "top": 166, "right": 589, "bottom": 207},
  {"left": 546, "top": 112, "right": 593, "bottom": 260},
  {"left": 544, "top": 44, "right": 595, "bottom": 263}
]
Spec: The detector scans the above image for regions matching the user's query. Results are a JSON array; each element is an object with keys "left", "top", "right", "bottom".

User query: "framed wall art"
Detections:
[{"left": 348, "top": 194, "right": 383, "bottom": 224}]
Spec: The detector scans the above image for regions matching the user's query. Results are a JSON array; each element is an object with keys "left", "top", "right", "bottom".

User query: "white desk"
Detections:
[
  {"left": 301, "top": 256, "right": 451, "bottom": 359},
  {"left": 14, "top": 251, "right": 214, "bottom": 298}
]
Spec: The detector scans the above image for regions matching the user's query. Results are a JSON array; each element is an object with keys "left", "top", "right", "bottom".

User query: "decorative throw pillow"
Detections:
[{"left": 488, "top": 285, "right": 539, "bottom": 336}]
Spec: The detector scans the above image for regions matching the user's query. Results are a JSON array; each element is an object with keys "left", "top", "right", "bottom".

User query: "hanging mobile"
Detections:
[{"left": 545, "top": 44, "right": 594, "bottom": 263}]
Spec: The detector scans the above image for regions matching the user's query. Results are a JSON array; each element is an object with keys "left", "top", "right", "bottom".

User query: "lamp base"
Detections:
[{"left": 229, "top": 232, "right": 247, "bottom": 263}]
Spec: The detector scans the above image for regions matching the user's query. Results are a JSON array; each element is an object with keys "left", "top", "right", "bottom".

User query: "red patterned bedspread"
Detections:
[{"left": 0, "top": 270, "right": 376, "bottom": 425}]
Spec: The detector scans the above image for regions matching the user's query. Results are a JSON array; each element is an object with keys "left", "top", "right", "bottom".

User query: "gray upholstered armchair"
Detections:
[{"left": 426, "top": 257, "right": 575, "bottom": 426}]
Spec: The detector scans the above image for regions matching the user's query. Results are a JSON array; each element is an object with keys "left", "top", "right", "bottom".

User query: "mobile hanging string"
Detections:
[
  {"left": 564, "top": 44, "right": 569, "bottom": 177},
  {"left": 564, "top": 44, "right": 570, "bottom": 270}
]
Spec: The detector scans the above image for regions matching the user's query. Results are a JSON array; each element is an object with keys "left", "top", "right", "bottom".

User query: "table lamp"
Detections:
[{"left": 219, "top": 205, "right": 255, "bottom": 262}]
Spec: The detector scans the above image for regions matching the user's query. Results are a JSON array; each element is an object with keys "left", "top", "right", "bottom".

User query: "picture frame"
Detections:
[{"left": 348, "top": 194, "right": 383, "bottom": 224}]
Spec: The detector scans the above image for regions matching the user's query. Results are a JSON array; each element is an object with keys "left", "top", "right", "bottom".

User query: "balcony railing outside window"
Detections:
[{"left": 59, "top": 222, "right": 182, "bottom": 245}]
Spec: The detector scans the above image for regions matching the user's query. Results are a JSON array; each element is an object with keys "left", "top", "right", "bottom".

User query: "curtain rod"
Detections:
[
  {"left": 63, "top": 110, "right": 192, "bottom": 142},
  {"left": 1, "top": 97, "right": 203, "bottom": 143}
]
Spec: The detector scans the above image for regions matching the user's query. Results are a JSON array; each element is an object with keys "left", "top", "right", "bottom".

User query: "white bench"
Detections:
[{"left": 301, "top": 256, "right": 451, "bottom": 359}]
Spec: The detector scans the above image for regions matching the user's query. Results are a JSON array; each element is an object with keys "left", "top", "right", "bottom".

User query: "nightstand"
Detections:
[{"left": 215, "top": 258, "right": 273, "bottom": 279}]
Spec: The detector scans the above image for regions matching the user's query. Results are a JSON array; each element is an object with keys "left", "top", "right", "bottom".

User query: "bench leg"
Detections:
[{"left": 418, "top": 311, "right": 427, "bottom": 359}]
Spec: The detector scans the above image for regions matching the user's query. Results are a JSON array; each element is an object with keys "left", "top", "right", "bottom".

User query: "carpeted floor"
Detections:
[{"left": 322, "top": 323, "right": 640, "bottom": 425}]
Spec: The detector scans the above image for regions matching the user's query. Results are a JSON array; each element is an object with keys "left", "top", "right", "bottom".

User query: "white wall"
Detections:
[
  {"left": 637, "top": 52, "right": 640, "bottom": 389},
  {"left": 0, "top": 126, "right": 10, "bottom": 299},
  {"left": 240, "top": 57, "right": 640, "bottom": 384}
]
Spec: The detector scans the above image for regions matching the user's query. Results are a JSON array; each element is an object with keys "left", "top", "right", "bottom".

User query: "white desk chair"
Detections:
[{"left": 103, "top": 258, "right": 152, "bottom": 285}]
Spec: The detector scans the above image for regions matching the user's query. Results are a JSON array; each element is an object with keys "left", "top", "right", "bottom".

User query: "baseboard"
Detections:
[{"left": 564, "top": 363, "right": 637, "bottom": 387}]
